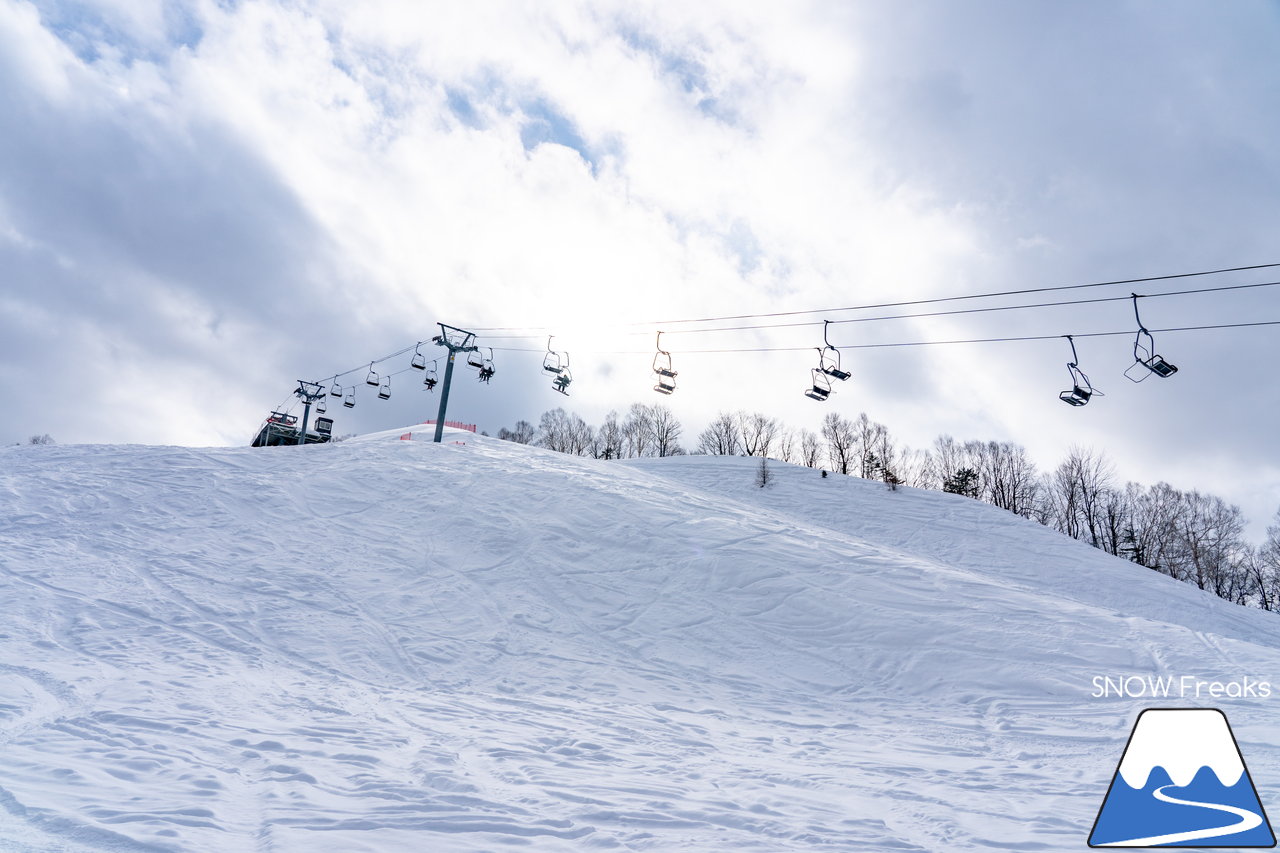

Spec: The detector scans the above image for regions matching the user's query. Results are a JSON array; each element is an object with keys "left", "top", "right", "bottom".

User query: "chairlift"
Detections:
[
  {"left": 1058, "top": 335, "right": 1104, "bottom": 407},
  {"left": 466, "top": 349, "right": 486, "bottom": 370},
  {"left": 478, "top": 348, "right": 496, "bottom": 383},
  {"left": 365, "top": 363, "right": 380, "bottom": 387},
  {"left": 818, "top": 320, "right": 851, "bottom": 381},
  {"left": 543, "top": 336, "right": 564, "bottom": 375},
  {"left": 343, "top": 388, "right": 356, "bottom": 408},
  {"left": 378, "top": 375, "right": 392, "bottom": 400},
  {"left": 553, "top": 366, "right": 573, "bottom": 396},
  {"left": 1124, "top": 294, "right": 1179, "bottom": 382},
  {"left": 424, "top": 362, "right": 439, "bottom": 391},
  {"left": 652, "top": 332, "right": 677, "bottom": 394},
  {"left": 804, "top": 362, "right": 833, "bottom": 401},
  {"left": 411, "top": 344, "right": 427, "bottom": 371},
  {"left": 329, "top": 380, "right": 342, "bottom": 398},
  {"left": 316, "top": 396, "right": 327, "bottom": 415}
]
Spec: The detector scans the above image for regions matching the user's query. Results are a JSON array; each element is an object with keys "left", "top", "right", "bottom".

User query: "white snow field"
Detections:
[{"left": 2, "top": 427, "right": 1280, "bottom": 852}]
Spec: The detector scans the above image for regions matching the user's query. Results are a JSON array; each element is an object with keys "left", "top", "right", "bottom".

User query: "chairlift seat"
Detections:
[
  {"left": 378, "top": 388, "right": 391, "bottom": 400},
  {"left": 653, "top": 383, "right": 674, "bottom": 395},
  {"left": 343, "top": 398, "right": 355, "bottom": 408},
  {"left": 1143, "top": 356, "right": 1178, "bottom": 378},
  {"left": 411, "top": 353, "right": 426, "bottom": 370},
  {"left": 805, "top": 386, "right": 830, "bottom": 401},
  {"left": 366, "top": 374, "right": 380, "bottom": 387},
  {"left": 656, "top": 368, "right": 678, "bottom": 378},
  {"left": 1059, "top": 387, "right": 1090, "bottom": 406},
  {"left": 823, "top": 367, "right": 852, "bottom": 381}
]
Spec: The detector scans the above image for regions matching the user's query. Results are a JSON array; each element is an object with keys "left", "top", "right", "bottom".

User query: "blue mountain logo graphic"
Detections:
[{"left": 1090, "top": 708, "right": 1276, "bottom": 847}]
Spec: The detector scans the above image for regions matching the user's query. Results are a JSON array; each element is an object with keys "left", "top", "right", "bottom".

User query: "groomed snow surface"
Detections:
[{"left": 2, "top": 427, "right": 1280, "bottom": 851}]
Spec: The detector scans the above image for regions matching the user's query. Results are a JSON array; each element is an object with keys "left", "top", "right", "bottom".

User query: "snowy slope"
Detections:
[{"left": 2, "top": 429, "right": 1279, "bottom": 852}]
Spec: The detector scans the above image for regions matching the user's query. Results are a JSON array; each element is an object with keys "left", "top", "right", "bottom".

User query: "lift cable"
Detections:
[
  {"left": 485, "top": 318, "right": 1280, "bottom": 356},
  {"left": 474, "top": 278, "right": 1280, "bottom": 340},
  {"left": 468, "top": 261, "right": 1280, "bottom": 333}
]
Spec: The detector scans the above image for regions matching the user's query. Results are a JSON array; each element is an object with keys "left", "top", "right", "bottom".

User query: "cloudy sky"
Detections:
[{"left": 3, "top": 0, "right": 1278, "bottom": 537}]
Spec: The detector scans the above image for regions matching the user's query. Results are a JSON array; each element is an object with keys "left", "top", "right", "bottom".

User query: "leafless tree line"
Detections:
[
  {"left": 498, "top": 402, "right": 686, "bottom": 460},
  {"left": 499, "top": 404, "right": 1279, "bottom": 612}
]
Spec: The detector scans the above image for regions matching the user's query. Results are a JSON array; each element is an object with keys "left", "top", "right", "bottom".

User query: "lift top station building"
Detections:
[{"left": 251, "top": 411, "right": 333, "bottom": 447}]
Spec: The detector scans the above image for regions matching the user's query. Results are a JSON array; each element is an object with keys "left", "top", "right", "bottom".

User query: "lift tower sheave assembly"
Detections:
[
  {"left": 431, "top": 323, "right": 479, "bottom": 443},
  {"left": 294, "top": 380, "right": 328, "bottom": 446}
]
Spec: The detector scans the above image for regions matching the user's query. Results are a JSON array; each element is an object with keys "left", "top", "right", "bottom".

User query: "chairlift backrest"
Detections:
[
  {"left": 805, "top": 367, "right": 832, "bottom": 401},
  {"left": 366, "top": 364, "right": 380, "bottom": 386}
]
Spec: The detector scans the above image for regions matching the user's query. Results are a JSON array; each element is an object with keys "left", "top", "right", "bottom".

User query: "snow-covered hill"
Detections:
[{"left": 2, "top": 429, "right": 1279, "bottom": 851}]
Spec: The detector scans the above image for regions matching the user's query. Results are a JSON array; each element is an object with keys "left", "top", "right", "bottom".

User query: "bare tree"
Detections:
[
  {"left": 738, "top": 411, "right": 779, "bottom": 458},
  {"left": 775, "top": 426, "right": 798, "bottom": 464},
  {"left": 1250, "top": 508, "right": 1280, "bottom": 610},
  {"left": 695, "top": 411, "right": 742, "bottom": 456},
  {"left": 498, "top": 420, "right": 535, "bottom": 444},
  {"left": 622, "top": 403, "right": 656, "bottom": 458},
  {"left": 799, "top": 430, "right": 823, "bottom": 468},
  {"left": 1046, "top": 446, "right": 1114, "bottom": 546},
  {"left": 536, "top": 408, "right": 574, "bottom": 454},
  {"left": 822, "top": 412, "right": 855, "bottom": 475},
  {"left": 593, "top": 410, "right": 624, "bottom": 459},
  {"left": 1175, "top": 491, "right": 1249, "bottom": 598},
  {"left": 755, "top": 455, "right": 773, "bottom": 488},
  {"left": 975, "top": 441, "right": 1040, "bottom": 518},
  {"left": 650, "top": 404, "right": 685, "bottom": 457},
  {"left": 896, "top": 448, "right": 937, "bottom": 489}
]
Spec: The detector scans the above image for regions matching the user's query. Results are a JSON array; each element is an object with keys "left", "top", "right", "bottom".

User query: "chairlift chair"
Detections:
[
  {"left": 1059, "top": 335, "right": 1104, "bottom": 406},
  {"left": 316, "top": 396, "right": 327, "bottom": 415},
  {"left": 478, "top": 348, "right": 496, "bottom": 383},
  {"left": 466, "top": 349, "right": 486, "bottom": 370},
  {"left": 805, "top": 367, "right": 833, "bottom": 401},
  {"left": 343, "top": 388, "right": 356, "bottom": 408},
  {"left": 818, "top": 321, "right": 852, "bottom": 381},
  {"left": 378, "top": 375, "right": 392, "bottom": 400},
  {"left": 423, "top": 363, "right": 438, "bottom": 391},
  {"left": 553, "top": 367, "right": 573, "bottom": 396},
  {"left": 365, "top": 364, "right": 380, "bottom": 386},
  {"left": 329, "top": 380, "right": 342, "bottom": 398},
  {"left": 543, "top": 336, "right": 564, "bottom": 375},
  {"left": 411, "top": 344, "right": 427, "bottom": 370},
  {"left": 652, "top": 332, "right": 677, "bottom": 394},
  {"left": 1124, "top": 294, "right": 1179, "bottom": 382}
]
